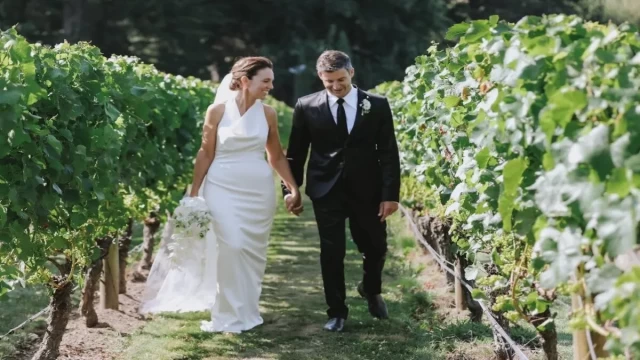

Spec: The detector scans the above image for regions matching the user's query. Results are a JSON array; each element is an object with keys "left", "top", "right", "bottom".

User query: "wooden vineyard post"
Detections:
[
  {"left": 572, "top": 292, "right": 589, "bottom": 360},
  {"left": 100, "top": 242, "right": 119, "bottom": 310},
  {"left": 455, "top": 257, "right": 467, "bottom": 311},
  {"left": 572, "top": 293, "right": 609, "bottom": 360}
]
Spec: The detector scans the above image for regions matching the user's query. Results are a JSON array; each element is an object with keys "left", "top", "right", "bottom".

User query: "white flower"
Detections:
[
  {"left": 165, "top": 197, "right": 213, "bottom": 268},
  {"left": 360, "top": 97, "right": 372, "bottom": 115},
  {"left": 172, "top": 197, "right": 212, "bottom": 240}
]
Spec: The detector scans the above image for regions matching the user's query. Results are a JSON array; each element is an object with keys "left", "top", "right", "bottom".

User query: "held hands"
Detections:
[
  {"left": 284, "top": 192, "right": 303, "bottom": 216},
  {"left": 378, "top": 201, "right": 398, "bottom": 222}
]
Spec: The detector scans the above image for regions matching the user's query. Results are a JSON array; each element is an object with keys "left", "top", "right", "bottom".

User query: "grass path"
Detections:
[{"left": 117, "top": 195, "right": 458, "bottom": 360}]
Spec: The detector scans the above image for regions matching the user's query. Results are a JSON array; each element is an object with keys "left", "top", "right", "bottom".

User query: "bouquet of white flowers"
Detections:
[
  {"left": 165, "top": 196, "right": 213, "bottom": 267},
  {"left": 173, "top": 196, "right": 213, "bottom": 239}
]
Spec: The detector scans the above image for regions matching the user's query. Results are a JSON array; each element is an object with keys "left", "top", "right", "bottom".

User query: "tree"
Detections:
[{"left": 0, "top": 0, "right": 451, "bottom": 105}]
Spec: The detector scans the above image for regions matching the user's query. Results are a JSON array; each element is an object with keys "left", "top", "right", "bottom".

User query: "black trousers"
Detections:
[{"left": 311, "top": 177, "right": 388, "bottom": 320}]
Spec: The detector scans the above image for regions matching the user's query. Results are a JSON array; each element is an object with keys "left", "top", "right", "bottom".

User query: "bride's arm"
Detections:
[
  {"left": 189, "top": 104, "right": 224, "bottom": 197},
  {"left": 264, "top": 105, "right": 299, "bottom": 198}
]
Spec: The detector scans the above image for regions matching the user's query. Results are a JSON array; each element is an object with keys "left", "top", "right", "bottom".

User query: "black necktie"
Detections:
[{"left": 336, "top": 98, "right": 348, "bottom": 139}]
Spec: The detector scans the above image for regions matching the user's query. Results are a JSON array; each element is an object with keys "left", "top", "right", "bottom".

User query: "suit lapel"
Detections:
[
  {"left": 349, "top": 88, "right": 365, "bottom": 139},
  {"left": 316, "top": 90, "right": 337, "bottom": 129}
]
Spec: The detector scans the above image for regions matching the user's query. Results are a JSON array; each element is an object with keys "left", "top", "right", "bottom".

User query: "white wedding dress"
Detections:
[{"left": 139, "top": 74, "right": 277, "bottom": 334}]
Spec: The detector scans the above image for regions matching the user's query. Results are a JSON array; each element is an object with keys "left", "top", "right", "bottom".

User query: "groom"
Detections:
[{"left": 282, "top": 50, "right": 401, "bottom": 332}]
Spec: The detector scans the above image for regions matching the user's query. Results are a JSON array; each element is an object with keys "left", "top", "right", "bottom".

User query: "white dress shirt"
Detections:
[{"left": 327, "top": 85, "right": 358, "bottom": 133}]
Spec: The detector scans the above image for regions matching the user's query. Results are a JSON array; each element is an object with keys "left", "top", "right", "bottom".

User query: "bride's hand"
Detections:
[{"left": 285, "top": 190, "right": 303, "bottom": 216}]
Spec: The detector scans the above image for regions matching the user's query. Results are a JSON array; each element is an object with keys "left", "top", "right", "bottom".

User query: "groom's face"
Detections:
[{"left": 318, "top": 68, "right": 354, "bottom": 98}]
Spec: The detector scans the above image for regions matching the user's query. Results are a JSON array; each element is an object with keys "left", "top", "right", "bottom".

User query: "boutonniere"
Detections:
[{"left": 359, "top": 96, "right": 371, "bottom": 116}]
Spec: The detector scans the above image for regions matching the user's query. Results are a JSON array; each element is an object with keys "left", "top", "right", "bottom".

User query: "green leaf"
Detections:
[
  {"left": 542, "top": 152, "right": 555, "bottom": 171},
  {"left": 539, "top": 108, "right": 556, "bottom": 143},
  {"left": 75, "top": 145, "right": 87, "bottom": 156},
  {"left": 0, "top": 88, "right": 22, "bottom": 105},
  {"left": 542, "top": 90, "right": 588, "bottom": 136},
  {"left": 59, "top": 129, "right": 73, "bottom": 142},
  {"left": 46, "top": 135, "right": 63, "bottom": 155},
  {"left": 105, "top": 103, "right": 121, "bottom": 122},
  {"left": 491, "top": 248, "right": 503, "bottom": 266},
  {"left": 50, "top": 236, "right": 67, "bottom": 249},
  {"left": 8, "top": 188, "right": 18, "bottom": 203},
  {"left": 451, "top": 112, "right": 464, "bottom": 128},
  {"left": 40, "top": 192, "right": 57, "bottom": 211},
  {"left": 130, "top": 86, "right": 148, "bottom": 97},
  {"left": 0, "top": 203, "right": 6, "bottom": 227},
  {"left": 7, "top": 38, "right": 31, "bottom": 62},
  {"left": 70, "top": 212, "right": 87, "bottom": 228},
  {"left": 446, "top": 23, "right": 470, "bottom": 41},
  {"left": 606, "top": 168, "right": 630, "bottom": 197},
  {"left": 535, "top": 300, "right": 549, "bottom": 314},
  {"left": 7, "top": 126, "right": 29, "bottom": 148},
  {"left": 514, "top": 207, "right": 538, "bottom": 237},
  {"left": 521, "top": 61, "right": 545, "bottom": 81},
  {"left": 595, "top": 48, "right": 615, "bottom": 63},
  {"left": 464, "top": 21, "right": 491, "bottom": 43},
  {"left": 443, "top": 96, "right": 460, "bottom": 108},
  {"left": 522, "top": 35, "right": 557, "bottom": 57},
  {"left": 498, "top": 158, "right": 527, "bottom": 232},
  {"left": 471, "top": 289, "right": 488, "bottom": 301},
  {"left": 475, "top": 148, "right": 491, "bottom": 169}
]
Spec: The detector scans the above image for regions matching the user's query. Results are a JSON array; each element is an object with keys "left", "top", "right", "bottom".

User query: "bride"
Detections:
[{"left": 139, "top": 56, "right": 302, "bottom": 334}]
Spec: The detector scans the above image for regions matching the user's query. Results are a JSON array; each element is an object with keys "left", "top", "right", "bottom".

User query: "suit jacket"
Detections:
[{"left": 282, "top": 87, "right": 400, "bottom": 204}]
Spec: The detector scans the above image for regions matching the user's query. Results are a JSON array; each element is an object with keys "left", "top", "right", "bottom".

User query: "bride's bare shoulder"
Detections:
[
  {"left": 261, "top": 103, "right": 278, "bottom": 125},
  {"left": 205, "top": 103, "right": 226, "bottom": 124},
  {"left": 207, "top": 103, "right": 226, "bottom": 115},
  {"left": 261, "top": 103, "right": 276, "bottom": 117}
]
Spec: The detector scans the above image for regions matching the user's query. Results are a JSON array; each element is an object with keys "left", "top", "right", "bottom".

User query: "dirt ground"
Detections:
[
  {"left": 16, "top": 269, "right": 150, "bottom": 360},
  {"left": 56, "top": 270, "right": 150, "bottom": 360}
]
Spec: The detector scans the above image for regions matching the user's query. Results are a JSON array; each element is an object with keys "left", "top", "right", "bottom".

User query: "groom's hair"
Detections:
[{"left": 316, "top": 50, "right": 352, "bottom": 73}]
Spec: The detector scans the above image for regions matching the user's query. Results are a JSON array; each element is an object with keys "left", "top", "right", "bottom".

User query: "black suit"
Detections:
[{"left": 283, "top": 87, "right": 401, "bottom": 320}]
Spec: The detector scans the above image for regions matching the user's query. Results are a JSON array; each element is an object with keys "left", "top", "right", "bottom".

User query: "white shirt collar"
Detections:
[{"left": 327, "top": 85, "right": 358, "bottom": 108}]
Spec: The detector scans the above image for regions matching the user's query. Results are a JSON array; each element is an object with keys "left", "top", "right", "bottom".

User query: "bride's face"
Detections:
[{"left": 243, "top": 68, "right": 274, "bottom": 100}]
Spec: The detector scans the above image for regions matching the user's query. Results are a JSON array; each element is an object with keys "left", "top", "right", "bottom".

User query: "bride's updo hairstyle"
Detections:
[{"left": 229, "top": 56, "right": 273, "bottom": 91}]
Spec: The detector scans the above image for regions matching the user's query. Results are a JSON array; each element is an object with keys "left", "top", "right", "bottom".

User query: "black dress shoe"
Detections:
[
  {"left": 323, "top": 317, "right": 345, "bottom": 332},
  {"left": 357, "top": 282, "right": 389, "bottom": 319},
  {"left": 367, "top": 294, "right": 389, "bottom": 319}
]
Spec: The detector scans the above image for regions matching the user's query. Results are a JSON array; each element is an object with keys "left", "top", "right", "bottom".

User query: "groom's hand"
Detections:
[
  {"left": 285, "top": 194, "right": 304, "bottom": 216},
  {"left": 378, "top": 201, "right": 398, "bottom": 222}
]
